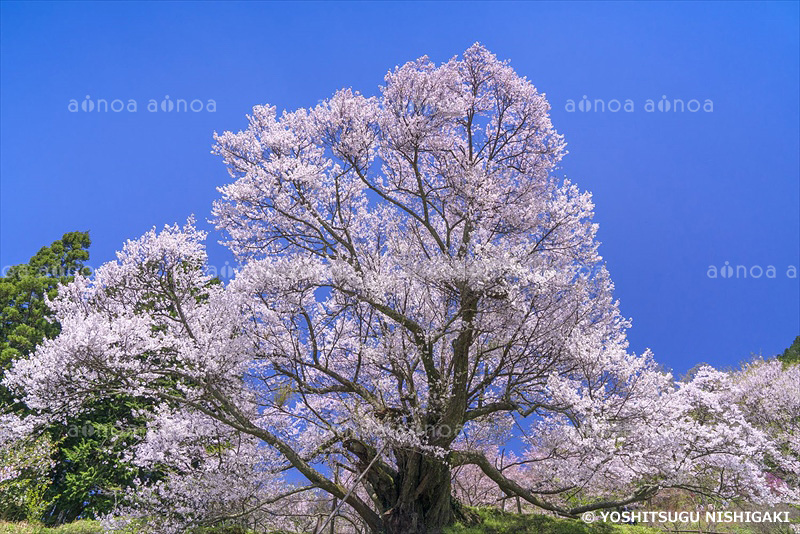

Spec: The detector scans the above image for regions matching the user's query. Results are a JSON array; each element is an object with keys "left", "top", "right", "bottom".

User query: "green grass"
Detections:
[
  {"left": 4, "top": 511, "right": 785, "bottom": 534},
  {"left": 444, "top": 508, "right": 663, "bottom": 534},
  {"left": 0, "top": 522, "right": 265, "bottom": 534},
  {"left": 0, "top": 515, "right": 659, "bottom": 534},
  {"left": 0, "top": 521, "right": 104, "bottom": 534}
]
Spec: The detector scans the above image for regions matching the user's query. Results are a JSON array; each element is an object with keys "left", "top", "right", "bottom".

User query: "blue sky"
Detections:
[{"left": 1, "top": 1, "right": 798, "bottom": 376}]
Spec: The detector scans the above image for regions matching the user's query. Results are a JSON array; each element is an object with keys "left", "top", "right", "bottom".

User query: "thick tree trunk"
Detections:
[
  {"left": 344, "top": 439, "right": 479, "bottom": 534},
  {"left": 382, "top": 451, "right": 454, "bottom": 534}
]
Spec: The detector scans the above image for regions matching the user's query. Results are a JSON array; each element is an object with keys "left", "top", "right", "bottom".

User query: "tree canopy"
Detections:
[{"left": 3, "top": 46, "right": 798, "bottom": 534}]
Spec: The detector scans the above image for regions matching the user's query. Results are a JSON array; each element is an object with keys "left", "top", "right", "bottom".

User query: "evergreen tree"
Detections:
[
  {"left": 778, "top": 335, "right": 800, "bottom": 366},
  {"left": 1, "top": 232, "right": 158, "bottom": 524},
  {"left": 1, "top": 231, "right": 91, "bottom": 394}
]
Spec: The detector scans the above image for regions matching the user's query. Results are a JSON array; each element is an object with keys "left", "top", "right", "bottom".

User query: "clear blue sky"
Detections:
[{"left": 1, "top": 1, "right": 798, "bottom": 376}]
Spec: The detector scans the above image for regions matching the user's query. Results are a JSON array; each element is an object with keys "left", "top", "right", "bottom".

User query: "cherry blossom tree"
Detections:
[
  {"left": 5, "top": 45, "right": 798, "bottom": 533},
  {"left": 731, "top": 358, "right": 800, "bottom": 492}
]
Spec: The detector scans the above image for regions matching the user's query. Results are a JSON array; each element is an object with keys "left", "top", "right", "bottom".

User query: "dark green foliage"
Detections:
[
  {"left": 1, "top": 233, "right": 92, "bottom": 521},
  {"left": 41, "top": 395, "right": 162, "bottom": 525},
  {"left": 0, "top": 232, "right": 91, "bottom": 408},
  {"left": 778, "top": 335, "right": 800, "bottom": 366},
  {"left": 0, "top": 233, "right": 160, "bottom": 524}
]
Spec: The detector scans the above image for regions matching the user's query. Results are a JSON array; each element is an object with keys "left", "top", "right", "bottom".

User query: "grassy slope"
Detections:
[
  {"left": 1, "top": 516, "right": 780, "bottom": 534},
  {"left": 444, "top": 508, "right": 661, "bottom": 534},
  {"left": 0, "top": 522, "right": 104, "bottom": 534},
  {"left": 0, "top": 517, "right": 662, "bottom": 534}
]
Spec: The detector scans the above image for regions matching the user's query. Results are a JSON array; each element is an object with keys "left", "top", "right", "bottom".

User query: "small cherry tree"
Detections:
[{"left": 5, "top": 45, "right": 798, "bottom": 533}]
